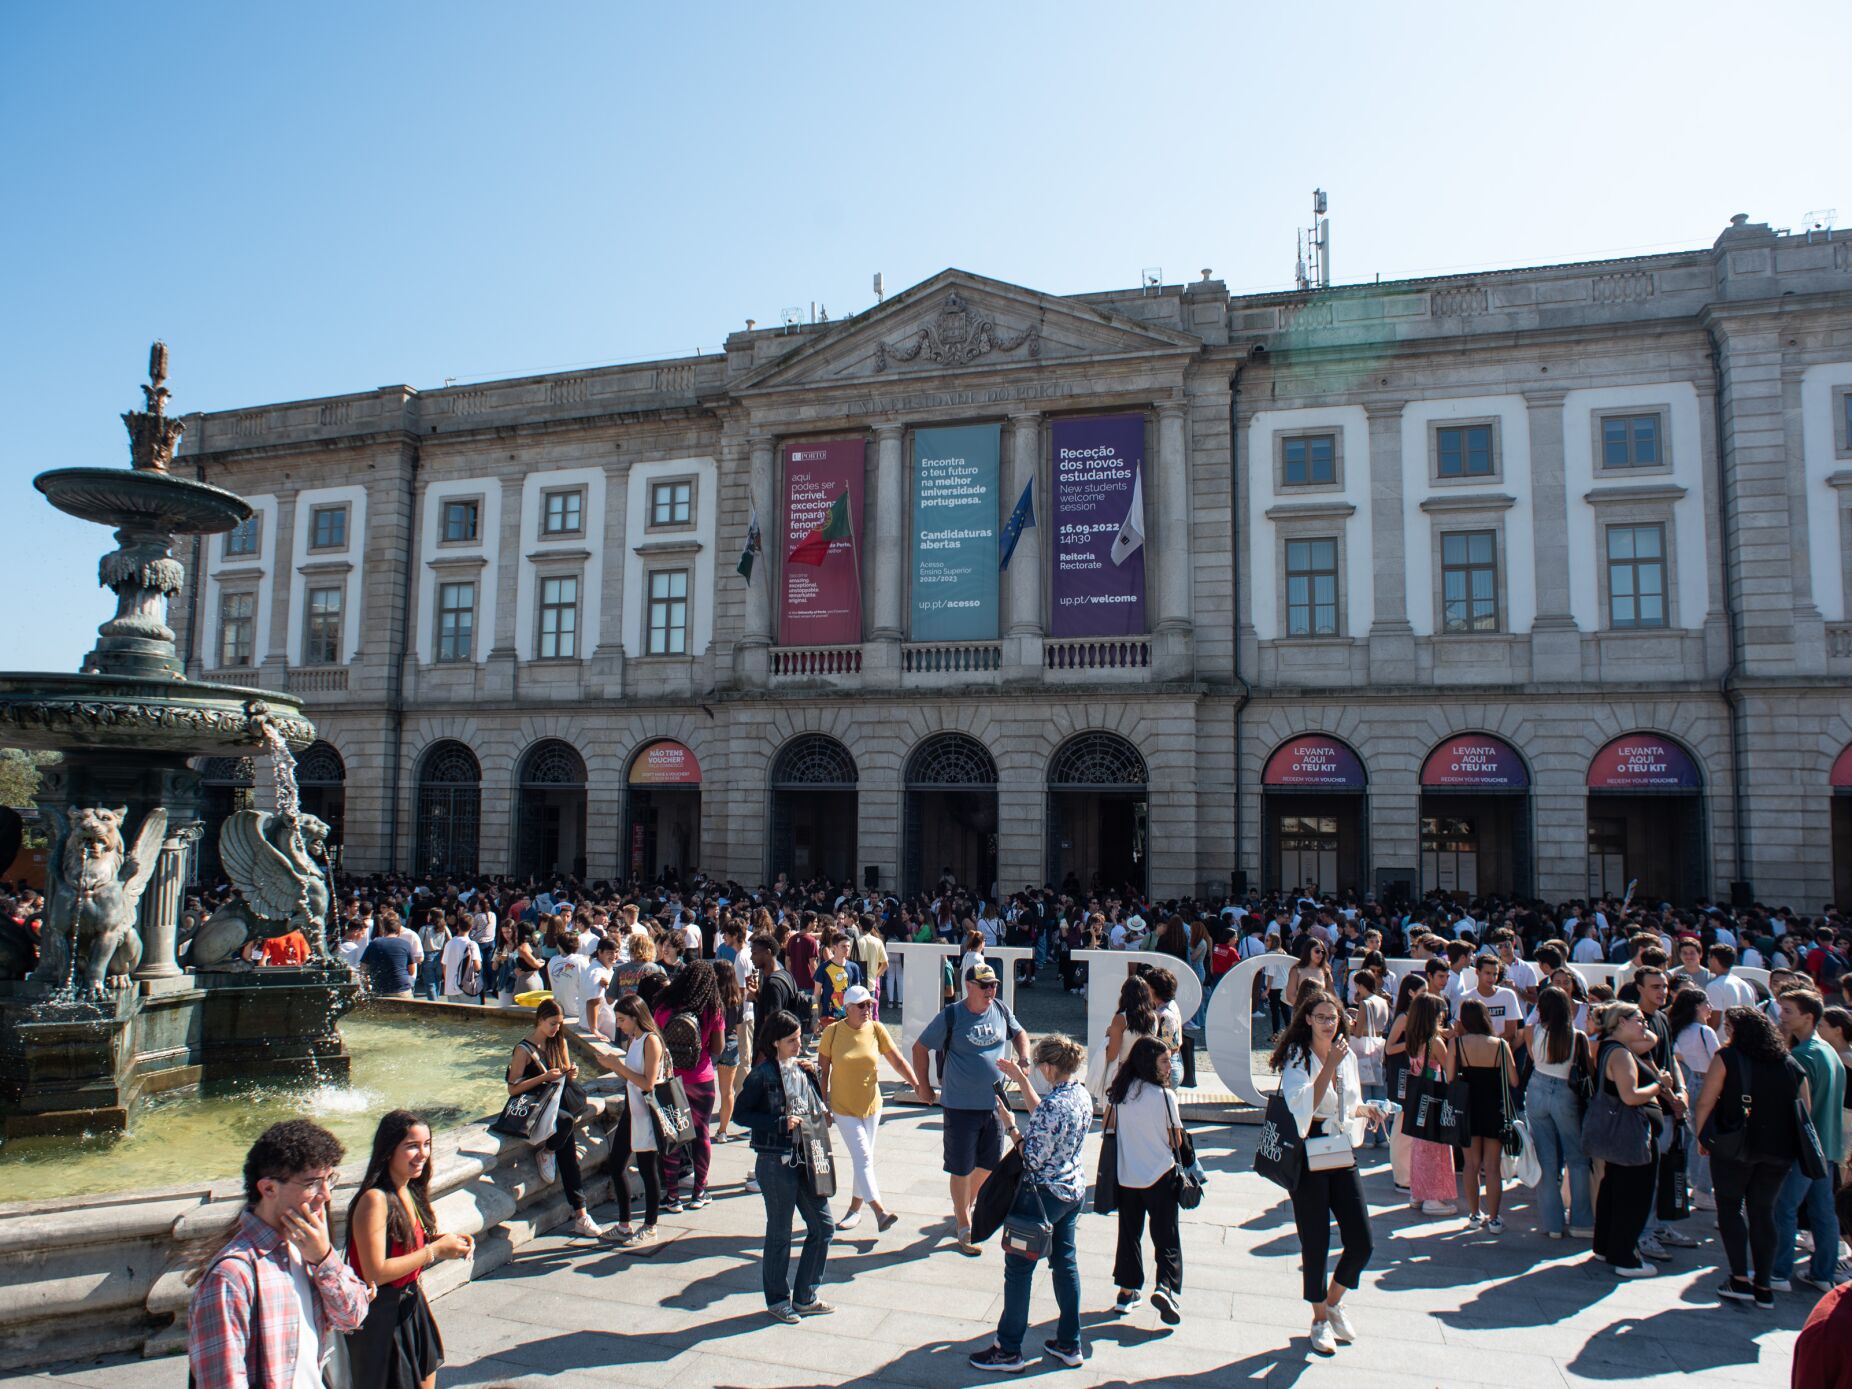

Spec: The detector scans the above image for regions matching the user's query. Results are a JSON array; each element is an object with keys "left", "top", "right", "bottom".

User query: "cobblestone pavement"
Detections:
[{"left": 5, "top": 1089, "right": 1804, "bottom": 1389}]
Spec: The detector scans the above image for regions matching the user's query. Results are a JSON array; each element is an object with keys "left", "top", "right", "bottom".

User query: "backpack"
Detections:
[
  {"left": 663, "top": 1011, "right": 704, "bottom": 1072},
  {"left": 1822, "top": 949, "right": 1849, "bottom": 990},
  {"left": 459, "top": 945, "right": 482, "bottom": 997}
]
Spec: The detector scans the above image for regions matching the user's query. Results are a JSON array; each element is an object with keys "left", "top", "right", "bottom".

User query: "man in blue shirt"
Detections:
[
  {"left": 1775, "top": 988, "right": 1847, "bottom": 1291},
  {"left": 357, "top": 914, "right": 420, "bottom": 998},
  {"left": 913, "top": 963, "right": 1031, "bottom": 1255}
]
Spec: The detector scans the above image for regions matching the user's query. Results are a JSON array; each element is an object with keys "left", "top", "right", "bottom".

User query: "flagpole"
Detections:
[{"left": 846, "top": 493, "right": 864, "bottom": 636}]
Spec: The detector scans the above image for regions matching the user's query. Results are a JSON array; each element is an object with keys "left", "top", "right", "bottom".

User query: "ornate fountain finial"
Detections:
[{"left": 123, "top": 340, "right": 184, "bottom": 473}]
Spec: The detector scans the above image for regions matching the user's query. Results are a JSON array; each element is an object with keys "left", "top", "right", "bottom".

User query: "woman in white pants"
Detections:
[{"left": 816, "top": 984, "right": 923, "bottom": 1232}]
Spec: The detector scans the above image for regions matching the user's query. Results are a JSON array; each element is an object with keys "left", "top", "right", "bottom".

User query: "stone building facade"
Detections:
[{"left": 172, "top": 214, "right": 1852, "bottom": 908}]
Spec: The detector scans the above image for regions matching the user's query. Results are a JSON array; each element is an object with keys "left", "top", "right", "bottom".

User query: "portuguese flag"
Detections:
[{"left": 787, "top": 489, "right": 851, "bottom": 566}]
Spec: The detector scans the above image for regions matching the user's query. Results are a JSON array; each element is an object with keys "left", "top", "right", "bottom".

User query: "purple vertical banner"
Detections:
[{"left": 1050, "top": 414, "right": 1146, "bottom": 637}]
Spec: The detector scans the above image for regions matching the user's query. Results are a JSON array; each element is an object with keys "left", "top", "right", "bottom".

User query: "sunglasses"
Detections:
[{"left": 975, "top": 980, "right": 1000, "bottom": 991}]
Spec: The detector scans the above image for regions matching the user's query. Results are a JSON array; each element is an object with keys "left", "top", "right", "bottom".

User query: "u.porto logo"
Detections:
[{"left": 1257, "top": 1121, "right": 1285, "bottom": 1162}]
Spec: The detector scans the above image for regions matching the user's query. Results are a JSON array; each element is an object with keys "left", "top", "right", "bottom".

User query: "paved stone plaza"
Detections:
[{"left": 4, "top": 1097, "right": 1802, "bottom": 1389}]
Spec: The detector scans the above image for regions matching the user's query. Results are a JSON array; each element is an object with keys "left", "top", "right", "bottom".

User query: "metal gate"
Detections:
[{"left": 414, "top": 740, "right": 480, "bottom": 875}]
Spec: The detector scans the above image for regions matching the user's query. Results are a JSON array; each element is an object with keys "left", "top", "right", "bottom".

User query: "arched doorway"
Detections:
[
  {"left": 1586, "top": 733, "right": 1705, "bottom": 902},
  {"left": 414, "top": 740, "right": 480, "bottom": 876},
  {"left": 296, "top": 741, "right": 346, "bottom": 867},
  {"left": 1419, "top": 734, "right": 1532, "bottom": 901},
  {"left": 1262, "top": 735, "right": 1367, "bottom": 897},
  {"left": 515, "top": 740, "right": 587, "bottom": 882},
  {"left": 1046, "top": 732, "right": 1148, "bottom": 897},
  {"left": 1832, "top": 743, "right": 1851, "bottom": 910},
  {"left": 196, "top": 755, "right": 255, "bottom": 885},
  {"left": 627, "top": 740, "right": 702, "bottom": 885},
  {"left": 904, "top": 733, "right": 998, "bottom": 897},
  {"left": 769, "top": 735, "right": 858, "bottom": 886}
]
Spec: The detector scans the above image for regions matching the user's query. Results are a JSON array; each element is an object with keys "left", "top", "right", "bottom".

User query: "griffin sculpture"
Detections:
[
  {"left": 188, "top": 807, "right": 332, "bottom": 970},
  {"left": 30, "top": 805, "right": 169, "bottom": 994}
]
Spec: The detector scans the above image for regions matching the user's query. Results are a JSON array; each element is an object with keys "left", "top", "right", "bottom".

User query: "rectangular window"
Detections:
[
  {"left": 303, "top": 586, "right": 343, "bottom": 663},
  {"left": 308, "top": 505, "right": 347, "bottom": 550},
  {"left": 436, "top": 581, "right": 475, "bottom": 662},
  {"left": 1436, "top": 424, "right": 1494, "bottom": 478},
  {"left": 647, "top": 569, "right": 689, "bottom": 655},
  {"left": 224, "top": 515, "right": 260, "bottom": 557},
  {"left": 1601, "top": 414, "right": 1661, "bottom": 469},
  {"left": 219, "top": 591, "right": 255, "bottom": 667},
  {"left": 1281, "top": 433, "right": 1337, "bottom": 487},
  {"left": 441, "top": 499, "right": 480, "bottom": 543},
  {"left": 542, "top": 489, "right": 583, "bottom": 536},
  {"left": 1284, "top": 538, "right": 1339, "bottom": 636},
  {"left": 1440, "top": 531, "right": 1499, "bottom": 632},
  {"left": 1606, "top": 524, "right": 1667, "bottom": 628},
  {"left": 650, "top": 479, "right": 693, "bottom": 527},
  {"left": 538, "top": 575, "right": 579, "bottom": 659}
]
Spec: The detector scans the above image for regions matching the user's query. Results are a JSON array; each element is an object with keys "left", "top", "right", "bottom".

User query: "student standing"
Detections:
[
  {"left": 816, "top": 984, "right": 920, "bottom": 1232},
  {"left": 1105, "top": 1038, "right": 1186, "bottom": 1324}
]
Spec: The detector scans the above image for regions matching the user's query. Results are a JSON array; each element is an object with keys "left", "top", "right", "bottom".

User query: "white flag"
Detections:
[{"left": 1109, "top": 466, "right": 1145, "bottom": 567}]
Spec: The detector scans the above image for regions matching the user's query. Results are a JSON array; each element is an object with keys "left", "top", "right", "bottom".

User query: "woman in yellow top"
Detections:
[{"left": 816, "top": 984, "right": 923, "bottom": 1232}]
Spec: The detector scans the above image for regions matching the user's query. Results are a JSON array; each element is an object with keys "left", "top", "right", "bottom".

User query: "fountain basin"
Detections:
[
  {"left": 34, "top": 468, "right": 250, "bottom": 535},
  {"left": 0, "top": 673, "right": 313, "bottom": 756}
]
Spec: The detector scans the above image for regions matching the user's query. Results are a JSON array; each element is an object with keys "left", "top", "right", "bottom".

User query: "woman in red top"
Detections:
[{"left": 344, "top": 1110, "right": 473, "bottom": 1389}]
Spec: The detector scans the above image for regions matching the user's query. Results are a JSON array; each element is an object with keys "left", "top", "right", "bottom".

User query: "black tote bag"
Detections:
[
  {"left": 1252, "top": 1090, "right": 1305, "bottom": 1192},
  {"left": 972, "top": 1146, "right": 1024, "bottom": 1244}
]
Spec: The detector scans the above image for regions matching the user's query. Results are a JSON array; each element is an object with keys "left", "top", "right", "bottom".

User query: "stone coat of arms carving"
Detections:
[{"left": 874, "top": 293, "right": 1041, "bottom": 372}]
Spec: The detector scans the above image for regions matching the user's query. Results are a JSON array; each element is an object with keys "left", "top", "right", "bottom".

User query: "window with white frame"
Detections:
[
  {"left": 537, "top": 575, "right": 579, "bottom": 659},
  {"left": 1285, "top": 538, "right": 1339, "bottom": 637},
  {"left": 1605, "top": 524, "right": 1667, "bottom": 629},
  {"left": 308, "top": 505, "right": 348, "bottom": 550},
  {"left": 219, "top": 591, "right": 255, "bottom": 667},
  {"left": 1440, "top": 531, "right": 1499, "bottom": 632},
  {"left": 225, "top": 515, "right": 261, "bottom": 558},
  {"left": 441, "top": 498, "right": 480, "bottom": 543},
  {"left": 436, "top": 581, "right": 475, "bottom": 662},
  {"left": 649, "top": 479, "right": 693, "bottom": 528},
  {"left": 542, "top": 488, "right": 583, "bottom": 536},
  {"left": 647, "top": 569, "right": 689, "bottom": 655},
  {"left": 303, "top": 586, "right": 344, "bottom": 663}
]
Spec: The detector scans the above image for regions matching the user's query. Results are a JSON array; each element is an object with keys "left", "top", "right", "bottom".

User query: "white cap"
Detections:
[{"left": 843, "top": 984, "right": 875, "bottom": 1007}]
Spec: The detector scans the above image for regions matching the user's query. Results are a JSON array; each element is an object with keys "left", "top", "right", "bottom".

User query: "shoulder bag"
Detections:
[
  {"left": 646, "top": 1075, "right": 698, "bottom": 1151},
  {"left": 1252, "top": 1087, "right": 1307, "bottom": 1191},
  {"left": 1352, "top": 999, "right": 1385, "bottom": 1087},
  {"left": 1496, "top": 1042, "right": 1540, "bottom": 1186},
  {"left": 1165, "top": 1093, "right": 1205, "bottom": 1209},
  {"left": 971, "top": 1146, "right": 1025, "bottom": 1244},
  {"left": 1697, "top": 1049, "right": 1751, "bottom": 1162},
  {"left": 1580, "top": 1043, "right": 1654, "bottom": 1167},
  {"left": 1792, "top": 1084, "right": 1831, "bottom": 1181},
  {"left": 489, "top": 1042, "right": 565, "bottom": 1142},
  {"left": 1094, "top": 1103, "right": 1120, "bottom": 1214},
  {"left": 1001, "top": 1180, "right": 1054, "bottom": 1261}
]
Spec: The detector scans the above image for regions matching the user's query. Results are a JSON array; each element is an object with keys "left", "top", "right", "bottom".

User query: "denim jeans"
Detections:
[
  {"left": 1677, "top": 1060, "right": 1712, "bottom": 1195},
  {"left": 1524, "top": 1073, "right": 1593, "bottom": 1234},
  {"left": 997, "top": 1188, "right": 1083, "bottom": 1356},
  {"left": 1772, "top": 1163, "right": 1837, "bottom": 1281},
  {"left": 756, "top": 1152, "right": 832, "bottom": 1307},
  {"left": 415, "top": 955, "right": 442, "bottom": 1000}
]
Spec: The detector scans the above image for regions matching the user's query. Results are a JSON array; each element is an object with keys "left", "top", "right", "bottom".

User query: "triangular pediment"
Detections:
[{"left": 730, "top": 269, "right": 1201, "bottom": 394}]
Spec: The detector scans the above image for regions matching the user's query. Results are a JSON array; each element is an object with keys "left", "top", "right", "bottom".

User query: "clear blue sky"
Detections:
[{"left": 2, "top": 2, "right": 1846, "bottom": 671}]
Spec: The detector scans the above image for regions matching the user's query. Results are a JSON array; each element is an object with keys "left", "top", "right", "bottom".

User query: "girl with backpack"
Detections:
[{"left": 652, "top": 960, "right": 725, "bottom": 1212}]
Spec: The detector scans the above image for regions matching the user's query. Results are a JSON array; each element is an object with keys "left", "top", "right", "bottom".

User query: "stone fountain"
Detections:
[{"left": 0, "top": 345, "right": 357, "bottom": 1139}]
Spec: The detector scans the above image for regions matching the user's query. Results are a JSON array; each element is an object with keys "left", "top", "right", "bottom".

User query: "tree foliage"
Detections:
[{"left": 0, "top": 749, "right": 60, "bottom": 809}]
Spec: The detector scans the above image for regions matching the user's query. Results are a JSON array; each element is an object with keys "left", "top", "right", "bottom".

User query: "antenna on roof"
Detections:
[
  {"left": 780, "top": 307, "right": 802, "bottom": 335},
  {"left": 873, "top": 272, "right": 885, "bottom": 303},
  {"left": 1802, "top": 208, "right": 1837, "bottom": 243},
  {"left": 1141, "top": 267, "right": 1162, "bottom": 296},
  {"left": 1295, "top": 189, "right": 1331, "bottom": 291}
]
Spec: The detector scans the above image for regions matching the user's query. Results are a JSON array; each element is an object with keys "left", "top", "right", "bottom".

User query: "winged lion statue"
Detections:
[
  {"left": 30, "top": 804, "right": 169, "bottom": 994},
  {"left": 188, "top": 807, "right": 332, "bottom": 971}
]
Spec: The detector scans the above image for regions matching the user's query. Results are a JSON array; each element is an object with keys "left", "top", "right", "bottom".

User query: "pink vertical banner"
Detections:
[{"left": 779, "top": 438, "right": 865, "bottom": 646}]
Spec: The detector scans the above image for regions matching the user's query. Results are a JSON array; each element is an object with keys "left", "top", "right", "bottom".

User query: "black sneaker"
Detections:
[
  {"left": 660, "top": 1196, "right": 685, "bottom": 1215},
  {"left": 1150, "top": 1285, "right": 1181, "bottom": 1325},
  {"left": 1716, "top": 1279, "right": 1754, "bottom": 1304},
  {"left": 969, "top": 1345, "right": 1026, "bottom": 1374},
  {"left": 1753, "top": 1287, "right": 1775, "bottom": 1310},
  {"left": 1041, "top": 1340, "right": 1083, "bottom": 1368},
  {"left": 1114, "top": 1291, "right": 1143, "bottom": 1314}
]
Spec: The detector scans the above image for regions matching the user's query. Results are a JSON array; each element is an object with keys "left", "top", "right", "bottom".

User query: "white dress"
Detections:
[{"left": 626, "top": 1034, "right": 658, "bottom": 1151}]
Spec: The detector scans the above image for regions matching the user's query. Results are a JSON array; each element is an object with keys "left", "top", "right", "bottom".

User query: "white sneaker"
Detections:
[
  {"left": 746, "top": 1174, "right": 760, "bottom": 1194},
  {"left": 1484, "top": 1217, "right": 1505, "bottom": 1235},
  {"left": 1691, "top": 1191, "right": 1717, "bottom": 1211},
  {"left": 1767, "top": 1277, "right": 1793, "bottom": 1292},
  {"left": 1656, "top": 1226, "right": 1699, "bottom": 1249},
  {"left": 1309, "top": 1319, "right": 1338, "bottom": 1355},
  {"left": 537, "top": 1150, "right": 558, "bottom": 1184},
  {"left": 1615, "top": 1262, "right": 1658, "bottom": 1278},
  {"left": 1326, "top": 1304, "right": 1357, "bottom": 1344},
  {"left": 573, "top": 1210, "right": 604, "bottom": 1239},
  {"left": 836, "top": 1208, "right": 864, "bottom": 1231},
  {"left": 1420, "top": 1200, "right": 1457, "bottom": 1216},
  {"left": 1799, "top": 1232, "right": 1816, "bottom": 1254},
  {"left": 1637, "top": 1235, "right": 1670, "bottom": 1261}
]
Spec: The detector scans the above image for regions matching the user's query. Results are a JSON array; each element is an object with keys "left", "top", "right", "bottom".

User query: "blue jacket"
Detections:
[{"left": 735, "top": 1058, "right": 824, "bottom": 1156}]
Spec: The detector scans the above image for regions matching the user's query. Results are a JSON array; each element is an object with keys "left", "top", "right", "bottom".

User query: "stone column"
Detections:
[
  {"left": 481, "top": 474, "right": 522, "bottom": 700},
  {"left": 135, "top": 824, "right": 200, "bottom": 990},
  {"left": 1363, "top": 401, "right": 1414, "bottom": 684},
  {"left": 1152, "top": 401, "right": 1195, "bottom": 679},
  {"left": 1003, "top": 411, "right": 1044, "bottom": 680},
  {"left": 1524, "top": 388, "right": 1580, "bottom": 678},
  {"left": 260, "top": 491, "right": 296, "bottom": 687},
  {"left": 865, "top": 424, "right": 906, "bottom": 690},
  {"left": 737, "top": 435, "right": 775, "bottom": 689}
]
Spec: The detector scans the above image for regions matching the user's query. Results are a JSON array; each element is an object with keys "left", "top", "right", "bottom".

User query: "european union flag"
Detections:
[{"left": 1000, "top": 478, "right": 1035, "bottom": 570}]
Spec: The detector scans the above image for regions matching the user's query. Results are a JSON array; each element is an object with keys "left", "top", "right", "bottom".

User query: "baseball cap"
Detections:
[
  {"left": 965, "top": 963, "right": 999, "bottom": 985},
  {"left": 843, "top": 984, "right": 875, "bottom": 1007}
]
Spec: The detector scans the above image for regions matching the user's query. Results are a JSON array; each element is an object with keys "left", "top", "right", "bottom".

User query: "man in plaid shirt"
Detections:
[{"left": 187, "top": 1120, "right": 372, "bottom": 1389}]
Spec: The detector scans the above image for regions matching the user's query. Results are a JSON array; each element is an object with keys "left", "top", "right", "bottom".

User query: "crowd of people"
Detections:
[{"left": 164, "top": 864, "right": 1852, "bottom": 1384}]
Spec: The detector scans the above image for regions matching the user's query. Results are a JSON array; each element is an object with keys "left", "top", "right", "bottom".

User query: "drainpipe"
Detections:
[
  {"left": 1706, "top": 327, "right": 1749, "bottom": 900},
  {"left": 385, "top": 439, "right": 421, "bottom": 871},
  {"left": 1228, "top": 362, "right": 1251, "bottom": 896}
]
